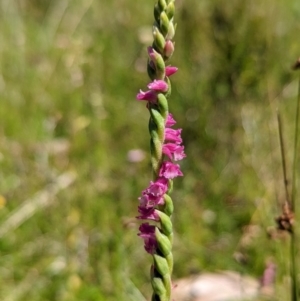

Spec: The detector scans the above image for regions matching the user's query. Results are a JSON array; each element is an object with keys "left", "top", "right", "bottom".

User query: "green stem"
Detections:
[
  {"left": 277, "top": 112, "right": 290, "bottom": 204},
  {"left": 291, "top": 77, "right": 300, "bottom": 210},
  {"left": 290, "top": 76, "right": 300, "bottom": 301},
  {"left": 291, "top": 232, "right": 298, "bottom": 301}
]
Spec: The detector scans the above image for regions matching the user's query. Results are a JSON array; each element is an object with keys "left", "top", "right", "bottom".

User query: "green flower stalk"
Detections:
[{"left": 136, "top": 1, "right": 185, "bottom": 300}]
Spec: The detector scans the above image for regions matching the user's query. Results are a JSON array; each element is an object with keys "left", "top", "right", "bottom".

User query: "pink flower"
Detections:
[
  {"left": 138, "top": 178, "right": 168, "bottom": 208},
  {"left": 166, "top": 114, "right": 176, "bottom": 127},
  {"left": 173, "top": 147, "right": 186, "bottom": 161},
  {"left": 138, "top": 223, "right": 157, "bottom": 254},
  {"left": 137, "top": 207, "right": 160, "bottom": 221},
  {"left": 137, "top": 90, "right": 157, "bottom": 102},
  {"left": 159, "top": 161, "right": 183, "bottom": 179},
  {"left": 147, "top": 80, "right": 168, "bottom": 92},
  {"left": 138, "top": 192, "right": 164, "bottom": 208},
  {"left": 165, "top": 66, "right": 178, "bottom": 77},
  {"left": 163, "top": 143, "right": 186, "bottom": 161},
  {"left": 145, "top": 178, "right": 168, "bottom": 196},
  {"left": 165, "top": 128, "right": 182, "bottom": 144}
]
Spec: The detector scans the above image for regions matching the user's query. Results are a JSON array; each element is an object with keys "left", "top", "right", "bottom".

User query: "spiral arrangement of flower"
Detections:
[{"left": 135, "top": 1, "right": 185, "bottom": 300}]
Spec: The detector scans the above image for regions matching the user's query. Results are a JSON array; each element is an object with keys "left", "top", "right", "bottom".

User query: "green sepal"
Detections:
[
  {"left": 152, "top": 256, "right": 172, "bottom": 300},
  {"left": 150, "top": 139, "right": 162, "bottom": 176},
  {"left": 160, "top": 11, "right": 169, "bottom": 37},
  {"left": 148, "top": 49, "right": 166, "bottom": 80},
  {"left": 153, "top": 27, "right": 166, "bottom": 54},
  {"left": 157, "top": 210, "right": 173, "bottom": 237},
  {"left": 165, "top": 253, "right": 173, "bottom": 275},
  {"left": 147, "top": 60, "right": 157, "bottom": 81},
  {"left": 151, "top": 276, "right": 167, "bottom": 299},
  {"left": 155, "top": 227, "right": 172, "bottom": 257},
  {"left": 153, "top": 4, "right": 161, "bottom": 24},
  {"left": 158, "top": 0, "right": 167, "bottom": 11},
  {"left": 150, "top": 138, "right": 162, "bottom": 178},
  {"left": 151, "top": 294, "right": 169, "bottom": 301},
  {"left": 151, "top": 293, "right": 168, "bottom": 301},
  {"left": 164, "top": 77, "right": 172, "bottom": 99},
  {"left": 149, "top": 108, "right": 165, "bottom": 176},
  {"left": 166, "top": 21, "right": 175, "bottom": 40},
  {"left": 151, "top": 268, "right": 172, "bottom": 301},
  {"left": 155, "top": 65, "right": 166, "bottom": 81},
  {"left": 162, "top": 273, "right": 172, "bottom": 298},
  {"left": 149, "top": 107, "right": 165, "bottom": 143},
  {"left": 153, "top": 254, "right": 170, "bottom": 277},
  {"left": 153, "top": 252, "right": 173, "bottom": 277},
  {"left": 166, "top": 1, "right": 175, "bottom": 20},
  {"left": 162, "top": 193, "right": 173, "bottom": 216},
  {"left": 157, "top": 93, "right": 169, "bottom": 120},
  {"left": 167, "top": 179, "right": 173, "bottom": 194}
]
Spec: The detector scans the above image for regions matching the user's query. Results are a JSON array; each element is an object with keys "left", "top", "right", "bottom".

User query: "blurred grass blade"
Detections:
[
  {"left": 291, "top": 75, "right": 300, "bottom": 301},
  {"left": 277, "top": 112, "right": 290, "bottom": 204},
  {"left": 291, "top": 77, "right": 300, "bottom": 210},
  {"left": 0, "top": 172, "right": 76, "bottom": 239}
]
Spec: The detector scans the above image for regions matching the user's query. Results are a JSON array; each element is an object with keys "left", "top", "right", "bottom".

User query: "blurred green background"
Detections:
[{"left": 0, "top": 0, "right": 300, "bottom": 300}]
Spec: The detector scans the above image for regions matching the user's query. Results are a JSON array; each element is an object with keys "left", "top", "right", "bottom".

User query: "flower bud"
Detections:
[
  {"left": 153, "top": 254, "right": 170, "bottom": 277},
  {"left": 166, "top": 22, "right": 175, "bottom": 40},
  {"left": 157, "top": 211, "right": 173, "bottom": 236},
  {"left": 166, "top": 1, "right": 175, "bottom": 20},
  {"left": 154, "top": 4, "right": 160, "bottom": 24},
  {"left": 147, "top": 60, "right": 157, "bottom": 81},
  {"left": 153, "top": 27, "right": 166, "bottom": 54},
  {"left": 155, "top": 227, "right": 172, "bottom": 257},
  {"left": 160, "top": 11, "right": 169, "bottom": 36},
  {"left": 157, "top": 93, "right": 169, "bottom": 120},
  {"left": 164, "top": 40, "right": 174, "bottom": 59},
  {"left": 163, "top": 194, "right": 173, "bottom": 216},
  {"left": 157, "top": 0, "right": 167, "bottom": 11},
  {"left": 151, "top": 276, "right": 167, "bottom": 296},
  {"left": 148, "top": 47, "right": 166, "bottom": 79}
]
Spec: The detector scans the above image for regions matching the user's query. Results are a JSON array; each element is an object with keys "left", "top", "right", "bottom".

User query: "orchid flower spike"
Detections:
[{"left": 135, "top": 1, "right": 184, "bottom": 300}]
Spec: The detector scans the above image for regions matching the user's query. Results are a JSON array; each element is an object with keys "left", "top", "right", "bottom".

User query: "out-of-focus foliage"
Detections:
[{"left": 0, "top": 0, "right": 299, "bottom": 300}]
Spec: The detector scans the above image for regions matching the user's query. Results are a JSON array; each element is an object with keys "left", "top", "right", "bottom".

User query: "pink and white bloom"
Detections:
[
  {"left": 144, "top": 178, "right": 168, "bottom": 196},
  {"left": 163, "top": 143, "right": 186, "bottom": 161},
  {"left": 165, "top": 128, "right": 182, "bottom": 144},
  {"left": 137, "top": 89, "right": 157, "bottom": 102},
  {"left": 138, "top": 178, "right": 168, "bottom": 208},
  {"left": 159, "top": 161, "right": 183, "bottom": 179},
  {"left": 147, "top": 80, "right": 168, "bottom": 92}
]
